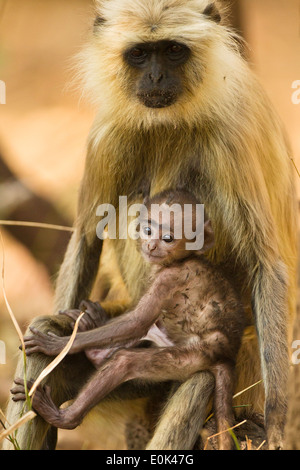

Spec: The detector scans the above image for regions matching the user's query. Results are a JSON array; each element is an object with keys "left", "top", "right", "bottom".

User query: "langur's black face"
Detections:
[{"left": 123, "top": 40, "right": 191, "bottom": 108}]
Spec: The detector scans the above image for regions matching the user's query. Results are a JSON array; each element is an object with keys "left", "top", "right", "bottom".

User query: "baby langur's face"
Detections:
[{"left": 139, "top": 204, "right": 191, "bottom": 265}]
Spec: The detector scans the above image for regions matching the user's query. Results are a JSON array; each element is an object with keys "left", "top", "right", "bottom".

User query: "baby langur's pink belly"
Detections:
[{"left": 143, "top": 323, "right": 174, "bottom": 347}]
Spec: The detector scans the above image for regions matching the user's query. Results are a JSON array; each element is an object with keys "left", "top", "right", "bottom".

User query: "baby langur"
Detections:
[{"left": 12, "top": 190, "right": 246, "bottom": 450}]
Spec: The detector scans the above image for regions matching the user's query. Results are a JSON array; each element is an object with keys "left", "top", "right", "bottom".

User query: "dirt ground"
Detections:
[{"left": 0, "top": 0, "right": 299, "bottom": 450}]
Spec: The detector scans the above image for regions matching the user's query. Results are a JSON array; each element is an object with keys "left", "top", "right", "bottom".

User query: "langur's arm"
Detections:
[
  {"left": 54, "top": 230, "right": 103, "bottom": 312},
  {"left": 24, "top": 268, "right": 180, "bottom": 356}
]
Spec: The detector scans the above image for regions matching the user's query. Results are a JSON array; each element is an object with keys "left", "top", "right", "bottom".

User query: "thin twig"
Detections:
[
  {"left": 233, "top": 380, "right": 262, "bottom": 399},
  {"left": 0, "top": 411, "right": 36, "bottom": 445},
  {"left": 0, "top": 313, "right": 85, "bottom": 445},
  {"left": 204, "top": 419, "right": 247, "bottom": 450},
  {"left": 256, "top": 439, "right": 266, "bottom": 450},
  {"left": 0, "top": 230, "right": 26, "bottom": 351},
  {"left": 0, "top": 407, "right": 10, "bottom": 428},
  {"left": 290, "top": 158, "right": 300, "bottom": 178},
  {"left": 0, "top": 220, "right": 74, "bottom": 232}
]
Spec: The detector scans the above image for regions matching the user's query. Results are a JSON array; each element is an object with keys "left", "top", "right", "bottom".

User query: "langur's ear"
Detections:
[
  {"left": 94, "top": 15, "right": 106, "bottom": 31},
  {"left": 143, "top": 195, "right": 150, "bottom": 206},
  {"left": 203, "top": 2, "right": 221, "bottom": 23},
  {"left": 198, "top": 220, "right": 215, "bottom": 254}
]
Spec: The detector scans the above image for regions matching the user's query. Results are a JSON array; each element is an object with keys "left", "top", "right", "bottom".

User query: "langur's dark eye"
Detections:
[
  {"left": 167, "top": 44, "right": 183, "bottom": 54},
  {"left": 125, "top": 47, "right": 148, "bottom": 66},
  {"left": 130, "top": 48, "right": 147, "bottom": 58},
  {"left": 162, "top": 234, "right": 174, "bottom": 243},
  {"left": 165, "top": 42, "right": 190, "bottom": 64}
]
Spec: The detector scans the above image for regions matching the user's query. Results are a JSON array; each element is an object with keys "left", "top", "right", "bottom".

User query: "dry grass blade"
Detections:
[
  {"left": 0, "top": 230, "right": 25, "bottom": 351},
  {"left": 290, "top": 157, "right": 300, "bottom": 178},
  {"left": 0, "top": 408, "right": 10, "bottom": 428},
  {"left": 204, "top": 419, "right": 247, "bottom": 450},
  {"left": 29, "top": 311, "right": 85, "bottom": 397},
  {"left": 0, "top": 220, "right": 74, "bottom": 232},
  {"left": 203, "top": 380, "right": 262, "bottom": 427},
  {"left": 1, "top": 228, "right": 32, "bottom": 411},
  {"left": 256, "top": 439, "right": 266, "bottom": 450},
  {"left": 0, "top": 411, "right": 36, "bottom": 445},
  {"left": 0, "top": 225, "right": 83, "bottom": 446},
  {"left": 0, "top": 313, "right": 85, "bottom": 445},
  {"left": 245, "top": 435, "right": 252, "bottom": 450},
  {"left": 233, "top": 380, "right": 262, "bottom": 400}
]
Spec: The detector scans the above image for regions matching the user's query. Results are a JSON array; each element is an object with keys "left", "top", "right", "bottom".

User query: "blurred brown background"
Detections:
[{"left": 0, "top": 0, "right": 299, "bottom": 450}]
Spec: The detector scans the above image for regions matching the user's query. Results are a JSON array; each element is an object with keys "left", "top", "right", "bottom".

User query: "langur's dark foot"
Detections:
[
  {"left": 11, "top": 377, "right": 35, "bottom": 402},
  {"left": 11, "top": 378, "right": 80, "bottom": 430}
]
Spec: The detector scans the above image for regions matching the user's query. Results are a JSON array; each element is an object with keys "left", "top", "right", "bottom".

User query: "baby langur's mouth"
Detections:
[
  {"left": 137, "top": 90, "right": 178, "bottom": 108},
  {"left": 141, "top": 247, "right": 163, "bottom": 262}
]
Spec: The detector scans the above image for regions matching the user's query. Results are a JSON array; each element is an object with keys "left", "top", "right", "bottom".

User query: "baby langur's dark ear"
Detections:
[
  {"left": 203, "top": 2, "right": 221, "bottom": 23},
  {"left": 198, "top": 220, "right": 215, "bottom": 254}
]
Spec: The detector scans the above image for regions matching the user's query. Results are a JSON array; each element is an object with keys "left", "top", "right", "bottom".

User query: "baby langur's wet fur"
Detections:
[{"left": 12, "top": 190, "right": 246, "bottom": 450}]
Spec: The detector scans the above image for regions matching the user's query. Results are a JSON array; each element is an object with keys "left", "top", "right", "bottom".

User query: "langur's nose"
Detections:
[
  {"left": 148, "top": 241, "right": 157, "bottom": 252},
  {"left": 149, "top": 72, "right": 163, "bottom": 84}
]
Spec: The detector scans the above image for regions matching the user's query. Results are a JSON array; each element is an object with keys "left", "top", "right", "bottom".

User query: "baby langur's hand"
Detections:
[
  {"left": 23, "top": 327, "right": 68, "bottom": 356},
  {"left": 59, "top": 300, "right": 109, "bottom": 331}
]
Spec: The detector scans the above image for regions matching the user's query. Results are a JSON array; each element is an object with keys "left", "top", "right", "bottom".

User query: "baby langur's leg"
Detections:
[
  {"left": 11, "top": 347, "right": 211, "bottom": 432},
  {"left": 211, "top": 362, "right": 236, "bottom": 450}
]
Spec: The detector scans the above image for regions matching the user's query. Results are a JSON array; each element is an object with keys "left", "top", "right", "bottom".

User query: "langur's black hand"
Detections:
[
  {"left": 79, "top": 300, "right": 110, "bottom": 328},
  {"left": 23, "top": 327, "right": 68, "bottom": 356}
]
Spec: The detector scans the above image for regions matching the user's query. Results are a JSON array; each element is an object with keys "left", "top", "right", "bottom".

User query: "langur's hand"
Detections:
[
  {"left": 23, "top": 327, "right": 68, "bottom": 356},
  {"left": 59, "top": 300, "right": 109, "bottom": 331}
]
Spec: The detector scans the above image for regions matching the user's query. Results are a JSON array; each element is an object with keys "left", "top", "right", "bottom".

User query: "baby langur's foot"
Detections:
[{"left": 11, "top": 378, "right": 80, "bottom": 430}]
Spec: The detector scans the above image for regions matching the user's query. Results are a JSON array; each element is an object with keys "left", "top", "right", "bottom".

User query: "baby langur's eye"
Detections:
[
  {"left": 143, "top": 226, "right": 152, "bottom": 236},
  {"left": 162, "top": 234, "right": 174, "bottom": 243}
]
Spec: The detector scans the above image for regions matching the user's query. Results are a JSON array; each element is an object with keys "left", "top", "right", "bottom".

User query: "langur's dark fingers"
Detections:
[
  {"left": 79, "top": 300, "right": 90, "bottom": 311},
  {"left": 10, "top": 384, "right": 25, "bottom": 394},
  {"left": 29, "top": 326, "right": 47, "bottom": 338},
  {"left": 43, "top": 384, "right": 52, "bottom": 396},
  {"left": 12, "top": 393, "right": 27, "bottom": 402},
  {"left": 23, "top": 336, "right": 38, "bottom": 343},
  {"left": 58, "top": 311, "right": 78, "bottom": 322},
  {"left": 24, "top": 346, "right": 42, "bottom": 356},
  {"left": 20, "top": 340, "right": 35, "bottom": 350},
  {"left": 80, "top": 300, "right": 105, "bottom": 316},
  {"left": 59, "top": 311, "right": 90, "bottom": 330},
  {"left": 76, "top": 319, "right": 90, "bottom": 331},
  {"left": 23, "top": 338, "right": 41, "bottom": 348},
  {"left": 46, "top": 331, "right": 60, "bottom": 338},
  {"left": 14, "top": 377, "right": 25, "bottom": 386}
]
